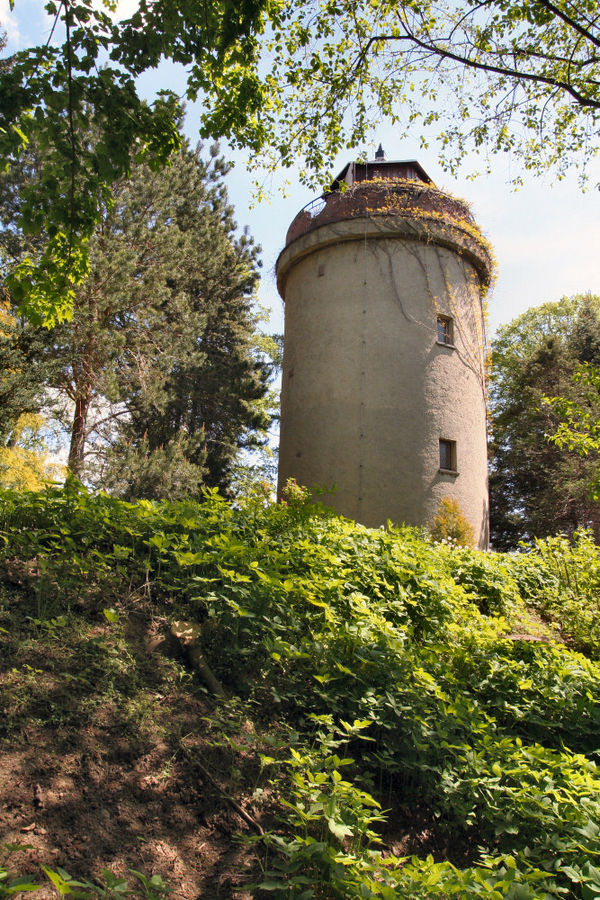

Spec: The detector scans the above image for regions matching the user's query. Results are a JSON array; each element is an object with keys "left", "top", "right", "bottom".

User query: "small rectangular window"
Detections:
[
  {"left": 437, "top": 315, "right": 453, "bottom": 345},
  {"left": 439, "top": 439, "right": 457, "bottom": 472}
]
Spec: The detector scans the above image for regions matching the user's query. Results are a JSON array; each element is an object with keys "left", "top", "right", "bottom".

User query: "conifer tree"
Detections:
[
  {"left": 95, "top": 147, "right": 272, "bottom": 499},
  {"left": 0, "top": 141, "right": 273, "bottom": 497}
]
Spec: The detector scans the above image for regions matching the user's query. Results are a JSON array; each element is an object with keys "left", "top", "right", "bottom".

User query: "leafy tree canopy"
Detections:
[
  {"left": 0, "top": 0, "right": 272, "bottom": 325},
  {"left": 546, "top": 364, "right": 600, "bottom": 500},
  {"left": 489, "top": 293, "right": 600, "bottom": 549},
  {"left": 242, "top": 0, "right": 600, "bottom": 188},
  {"left": 0, "top": 412, "right": 64, "bottom": 489},
  {"left": 1, "top": 0, "right": 598, "bottom": 324}
]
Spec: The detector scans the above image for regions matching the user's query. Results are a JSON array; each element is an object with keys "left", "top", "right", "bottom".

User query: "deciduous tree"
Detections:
[
  {"left": 2, "top": 0, "right": 598, "bottom": 323},
  {"left": 240, "top": 0, "right": 600, "bottom": 190},
  {"left": 546, "top": 365, "right": 600, "bottom": 500},
  {"left": 489, "top": 293, "right": 600, "bottom": 548},
  {"left": 0, "top": 0, "right": 270, "bottom": 323},
  {"left": 0, "top": 412, "right": 64, "bottom": 489}
]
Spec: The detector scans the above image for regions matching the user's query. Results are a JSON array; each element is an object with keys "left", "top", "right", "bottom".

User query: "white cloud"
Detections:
[
  {"left": 89, "top": 0, "right": 140, "bottom": 22},
  {"left": 1, "top": 0, "right": 59, "bottom": 52},
  {"left": 0, "top": 0, "right": 21, "bottom": 47},
  {"left": 113, "top": 0, "right": 140, "bottom": 19}
]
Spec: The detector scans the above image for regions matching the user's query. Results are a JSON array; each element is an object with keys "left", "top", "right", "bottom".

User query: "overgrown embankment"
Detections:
[{"left": 1, "top": 482, "right": 600, "bottom": 899}]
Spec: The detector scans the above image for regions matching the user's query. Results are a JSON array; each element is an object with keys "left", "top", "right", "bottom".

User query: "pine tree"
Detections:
[
  {"left": 0, "top": 140, "right": 273, "bottom": 497},
  {"left": 95, "top": 146, "right": 272, "bottom": 499}
]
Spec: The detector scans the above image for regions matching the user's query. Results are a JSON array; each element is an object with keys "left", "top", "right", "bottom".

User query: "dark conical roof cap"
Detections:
[{"left": 375, "top": 143, "right": 386, "bottom": 160}]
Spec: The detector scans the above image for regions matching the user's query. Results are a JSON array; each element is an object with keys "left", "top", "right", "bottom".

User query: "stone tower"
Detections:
[{"left": 276, "top": 153, "right": 492, "bottom": 548}]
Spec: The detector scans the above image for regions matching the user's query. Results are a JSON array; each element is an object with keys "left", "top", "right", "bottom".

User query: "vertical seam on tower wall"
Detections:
[{"left": 358, "top": 221, "right": 368, "bottom": 519}]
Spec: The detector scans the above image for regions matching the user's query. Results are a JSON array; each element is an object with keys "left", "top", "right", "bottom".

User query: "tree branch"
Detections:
[
  {"left": 391, "top": 9, "right": 600, "bottom": 109},
  {"left": 65, "top": 0, "right": 77, "bottom": 262},
  {"left": 535, "top": 0, "right": 600, "bottom": 50}
]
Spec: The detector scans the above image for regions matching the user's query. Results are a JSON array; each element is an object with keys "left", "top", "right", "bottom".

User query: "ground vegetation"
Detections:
[{"left": 1, "top": 482, "right": 600, "bottom": 897}]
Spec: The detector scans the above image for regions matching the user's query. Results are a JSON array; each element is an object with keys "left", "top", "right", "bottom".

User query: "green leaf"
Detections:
[
  {"left": 103, "top": 608, "right": 120, "bottom": 623},
  {"left": 326, "top": 817, "right": 354, "bottom": 840},
  {"left": 42, "top": 867, "right": 74, "bottom": 895},
  {"left": 5, "top": 876, "right": 40, "bottom": 893}
]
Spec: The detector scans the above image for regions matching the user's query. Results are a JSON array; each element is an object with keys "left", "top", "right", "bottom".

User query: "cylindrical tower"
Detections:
[{"left": 276, "top": 155, "right": 493, "bottom": 548}]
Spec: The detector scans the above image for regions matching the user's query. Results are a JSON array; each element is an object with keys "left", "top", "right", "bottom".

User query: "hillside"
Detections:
[{"left": 1, "top": 481, "right": 600, "bottom": 899}]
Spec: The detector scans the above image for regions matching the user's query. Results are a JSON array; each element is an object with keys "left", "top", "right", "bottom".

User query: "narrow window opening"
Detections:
[
  {"left": 437, "top": 315, "right": 454, "bottom": 346},
  {"left": 439, "top": 439, "right": 457, "bottom": 473}
]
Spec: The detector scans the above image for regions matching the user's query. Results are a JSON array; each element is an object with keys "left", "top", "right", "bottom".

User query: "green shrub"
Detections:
[
  {"left": 529, "top": 529, "right": 600, "bottom": 657},
  {"left": 2, "top": 485, "right": 600, "bottom": 898},
  {"left": 428, "top": 497, "right": 476, "bottom": 547}
]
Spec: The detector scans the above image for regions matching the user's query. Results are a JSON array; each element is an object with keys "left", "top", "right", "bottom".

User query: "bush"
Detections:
[
  {"left": 529, "top": 529, "right": 600, "bottom": 657},
  {"left": 2, "top": 485, "right": 600, "bottom": 897},
  {"left": 428, "top": 497, "right": 476, "bottom": 547}
]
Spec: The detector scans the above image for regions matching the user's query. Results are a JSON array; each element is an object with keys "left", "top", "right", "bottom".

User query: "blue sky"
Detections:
[
  {"left": 224, "top": 137, "right": 600, "bottom": 339},
  {"left": 2, "top": 0, "right": 599, "bottom": 341}
]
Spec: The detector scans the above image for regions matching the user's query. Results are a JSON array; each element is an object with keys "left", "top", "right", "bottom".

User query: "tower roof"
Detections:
[{"left": 328, "top": 158, "right": 433, "bottom": 193}]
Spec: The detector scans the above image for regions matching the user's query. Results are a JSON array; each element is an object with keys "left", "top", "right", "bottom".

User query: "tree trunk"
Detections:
[{"left": 68, "top": 394, "right": 90, "bottom": 477}]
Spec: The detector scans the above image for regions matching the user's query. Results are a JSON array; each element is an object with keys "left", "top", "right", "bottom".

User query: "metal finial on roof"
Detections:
[{"left": 375, "top": 143, "right": 386, "bottom": 160}]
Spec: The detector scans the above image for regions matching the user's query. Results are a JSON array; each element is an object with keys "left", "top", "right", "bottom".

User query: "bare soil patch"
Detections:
[{"left": 0, "top": 581, "right": 268, "bottom": 899}]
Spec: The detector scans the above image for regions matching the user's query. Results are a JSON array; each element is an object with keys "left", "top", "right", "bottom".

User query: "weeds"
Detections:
[
  {"left": 529, "top": 529, "right": 600, "bottom": 657},
  {"left": 1, "top": 483, "right": 600, "bottom": 897}
]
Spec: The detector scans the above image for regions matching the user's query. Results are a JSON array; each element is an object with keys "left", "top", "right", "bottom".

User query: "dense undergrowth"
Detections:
[{"left": 1, "top": 481, "right": 600, "bottom": 898}]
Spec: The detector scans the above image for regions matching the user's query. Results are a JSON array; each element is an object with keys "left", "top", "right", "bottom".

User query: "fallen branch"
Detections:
[
  {"left": 191, "top": 755, "right": 264, "bottom": 836},
  {"left": 170, "top": 620, "right": 227, "bottom": 698}
]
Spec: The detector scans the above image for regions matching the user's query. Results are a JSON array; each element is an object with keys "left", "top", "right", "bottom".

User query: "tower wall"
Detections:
[{"left": 276, "top": 184, "right": 491, "bottom": 548}]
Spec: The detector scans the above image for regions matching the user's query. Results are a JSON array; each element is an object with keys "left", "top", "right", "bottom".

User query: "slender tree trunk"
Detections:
[{"left": 68, "top": 394, "right": 90, "bottom": 477}]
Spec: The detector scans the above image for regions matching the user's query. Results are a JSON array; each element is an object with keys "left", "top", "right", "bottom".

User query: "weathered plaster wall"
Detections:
[{"left": 277, "top": 212, "right": 490, "bottom": 549}]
